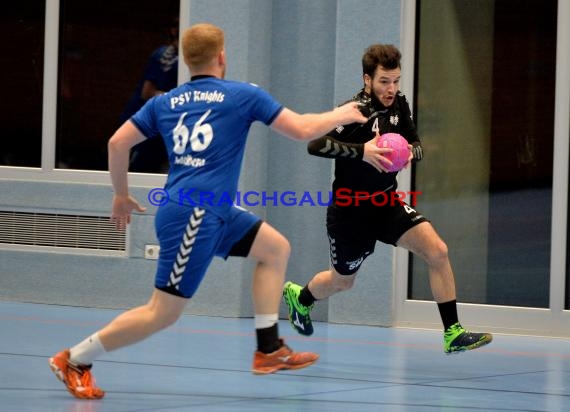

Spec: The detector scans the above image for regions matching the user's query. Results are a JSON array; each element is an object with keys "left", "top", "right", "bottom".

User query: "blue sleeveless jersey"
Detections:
[{"left": 132, "top": 77, "right": 283, "bottom": 213}]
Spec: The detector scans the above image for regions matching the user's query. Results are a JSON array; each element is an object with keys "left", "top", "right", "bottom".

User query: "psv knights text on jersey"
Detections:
[
  {"left": 310, "top": 89, "right": 420, "bottom": 197},
  {"left": 132, "top": 76, "right": 283, "bottom": 212}
]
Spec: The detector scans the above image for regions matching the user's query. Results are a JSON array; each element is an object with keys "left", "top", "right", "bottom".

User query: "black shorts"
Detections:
[{"left": 326, "top": 201, "right": 428, "bottom": 275}]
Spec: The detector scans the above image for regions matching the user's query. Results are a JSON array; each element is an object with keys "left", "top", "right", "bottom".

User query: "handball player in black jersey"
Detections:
[{"left": 283, "top": 44, "right": 492, "bottom": 354}]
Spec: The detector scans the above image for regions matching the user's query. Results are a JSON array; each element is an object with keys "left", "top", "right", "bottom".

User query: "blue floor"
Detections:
[{"left": 1, "top": 300, "right": 569, "bottom": 411}]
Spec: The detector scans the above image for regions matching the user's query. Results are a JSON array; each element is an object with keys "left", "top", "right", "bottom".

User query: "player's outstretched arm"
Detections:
[{"left": 270, "top": 101, "right": 367, "bottom": 141}]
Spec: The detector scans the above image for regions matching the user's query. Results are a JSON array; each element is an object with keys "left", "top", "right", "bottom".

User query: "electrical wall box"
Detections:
[{"left": 144, "top": 245, "right": 160, "bottom": 260}]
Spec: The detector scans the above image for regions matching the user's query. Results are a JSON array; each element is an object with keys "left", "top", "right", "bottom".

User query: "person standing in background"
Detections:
[{"left": 119, "top": 18, "right": 179, "bottom": 173}]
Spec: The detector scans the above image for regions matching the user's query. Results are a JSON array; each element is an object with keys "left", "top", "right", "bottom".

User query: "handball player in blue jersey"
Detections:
[{"left": 48, "top": 23, "right": 367, "bottom": 399}]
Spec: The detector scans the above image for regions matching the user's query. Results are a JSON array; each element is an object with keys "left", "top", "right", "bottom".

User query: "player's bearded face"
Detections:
[{"left": 368, "top": 66, "right": 401, "bottom": 108}]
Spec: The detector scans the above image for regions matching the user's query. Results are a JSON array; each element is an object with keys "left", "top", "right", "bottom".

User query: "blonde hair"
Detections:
[{"left": 182, "top": 23, "right": 224, "bottom": 72}]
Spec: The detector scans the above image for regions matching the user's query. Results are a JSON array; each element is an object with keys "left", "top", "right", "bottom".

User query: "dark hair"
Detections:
[
  {"left": 362, "top": 44, "right": 401, "bottom": 77},
  {"left": 167, "top": 17, "right": 179, "bottom": 42}
]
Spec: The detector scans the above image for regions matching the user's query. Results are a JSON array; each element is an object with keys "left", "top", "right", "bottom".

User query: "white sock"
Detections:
[
  {"left": 69, "top": 333, "right": 106, "bottom": 366},
  {"left": 254, "top": 313, "right": 278, "bottom": 329}
]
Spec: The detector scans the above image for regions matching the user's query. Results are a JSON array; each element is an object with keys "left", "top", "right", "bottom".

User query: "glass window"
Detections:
[
  {"left": 411, "top": 0, "right": 557, "bottom": 308},
  {"left": 56, "top": 0, "right": 179, "bottom": 171},
  {"left": 1, "top": 2, "right": 45, "bottom": 167}
]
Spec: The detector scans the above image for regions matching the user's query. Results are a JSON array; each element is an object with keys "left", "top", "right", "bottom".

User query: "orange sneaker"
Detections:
[
  {"left": 49, "top": 349, "right": 105, "bottom": 399},
  {"left": 252, "top": 339, "right": 319, "bottom": 375}
]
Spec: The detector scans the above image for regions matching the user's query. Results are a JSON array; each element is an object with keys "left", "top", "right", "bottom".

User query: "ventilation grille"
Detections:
[{"left": 0, "top": 211, "right": 126, "bottom": 252}]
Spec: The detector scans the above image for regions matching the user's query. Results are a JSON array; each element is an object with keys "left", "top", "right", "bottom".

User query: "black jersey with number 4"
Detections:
[{"left": 308, "top": 89, "right": 421, "bottom": 196}]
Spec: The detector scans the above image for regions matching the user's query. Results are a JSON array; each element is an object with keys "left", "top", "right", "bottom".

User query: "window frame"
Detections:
[
  {"left": 0, "top": 0, "right": 188, "bottom": 188},
  {"left": 394, "top": 0, "right": 570, "bottom": 337}
]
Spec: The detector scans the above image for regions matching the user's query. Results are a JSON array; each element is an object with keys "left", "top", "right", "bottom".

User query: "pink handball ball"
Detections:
[{"left": 376, "top": 133, "right": 410, "bottom": 172}]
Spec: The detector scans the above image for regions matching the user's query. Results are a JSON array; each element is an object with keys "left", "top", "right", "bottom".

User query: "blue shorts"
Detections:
[{"left": 154, "top": 203, "right": 261, "bottom": 298}]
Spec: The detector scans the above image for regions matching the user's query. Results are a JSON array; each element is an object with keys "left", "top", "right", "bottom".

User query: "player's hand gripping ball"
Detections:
[{"left": 376, "top": 133, "right": 410, "bottom": 172}]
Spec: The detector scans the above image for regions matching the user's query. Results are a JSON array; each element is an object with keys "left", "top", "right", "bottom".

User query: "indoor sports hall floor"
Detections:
[{"left": 1, "top": 300, "right": 569, "bottom": 412}]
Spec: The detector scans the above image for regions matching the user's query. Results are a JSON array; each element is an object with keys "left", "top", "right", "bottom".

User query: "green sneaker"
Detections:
[
  {"left": 283, "top": 281, "right": 314, "bottom": 336},
  {"left": 444, "top": 322, "right": 493, "bottom": 354}
]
